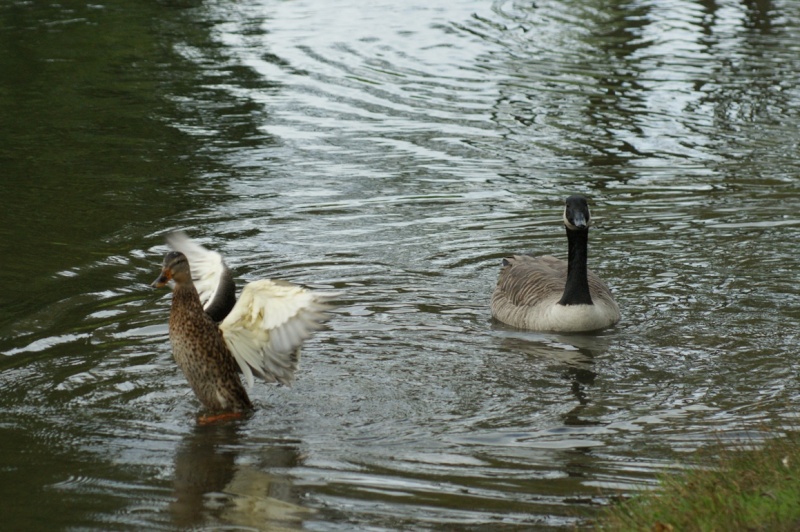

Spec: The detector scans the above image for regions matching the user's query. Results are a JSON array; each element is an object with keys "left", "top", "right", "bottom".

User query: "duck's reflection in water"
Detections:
[{"left": 170, "top": 420, "right": 310, "bottom": 529}]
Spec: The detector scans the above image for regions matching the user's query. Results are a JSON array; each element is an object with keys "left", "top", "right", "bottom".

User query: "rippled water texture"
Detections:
[{"left": 1, "top": 0, "right": 799, "bottom": 529}]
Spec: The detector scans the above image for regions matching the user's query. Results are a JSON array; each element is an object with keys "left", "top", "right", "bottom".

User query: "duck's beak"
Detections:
[{"left": 151, "top": 268, "right": 172, "bottom": 288}]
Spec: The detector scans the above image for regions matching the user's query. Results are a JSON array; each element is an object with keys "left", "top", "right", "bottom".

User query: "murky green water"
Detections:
[{"left": 2, "top": 0, "right": 799, "bottom": 529}]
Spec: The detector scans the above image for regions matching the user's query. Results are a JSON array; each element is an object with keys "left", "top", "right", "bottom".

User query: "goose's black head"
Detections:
[
  {"left": 562, "top": 195, "right": 591, "bottom": 231},
  {"left": 151, "top": 251, "right": 192, "bottom": 288}
]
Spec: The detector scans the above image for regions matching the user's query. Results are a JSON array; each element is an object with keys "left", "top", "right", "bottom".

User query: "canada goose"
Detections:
[
  {"left": 152, "top": 233, "right": 337, "bottom": 420},
  {"left": 490, "top": 195, "right": 620, "bottom": 332}
]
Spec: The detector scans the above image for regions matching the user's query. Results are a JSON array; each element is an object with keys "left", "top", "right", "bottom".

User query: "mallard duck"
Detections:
[
  {"left": 491, "top": 195, "right": 620, "bottom": 332},
  {"left": 152, "top": 232, "right": 336, "bottom": 420}
]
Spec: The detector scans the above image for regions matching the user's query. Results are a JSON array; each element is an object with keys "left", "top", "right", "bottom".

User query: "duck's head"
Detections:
[
  {"left": 151, "top": 251, "right": 192, "bottom": 288},
  {"left": 563, "top": 195, "right": 591, "bottom": 231}
]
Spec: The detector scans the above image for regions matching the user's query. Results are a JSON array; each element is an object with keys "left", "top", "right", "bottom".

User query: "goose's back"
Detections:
[
  {"left": 494, "top": 255, "right": 566, "bottom": 307},
  {"left": 491, "top": 255, "right": 619, "bottom": 331}
]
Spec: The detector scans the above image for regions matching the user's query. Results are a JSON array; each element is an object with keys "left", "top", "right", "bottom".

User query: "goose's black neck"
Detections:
[{"left": 558, "top": 227, "right": 594, "bottom": 306}]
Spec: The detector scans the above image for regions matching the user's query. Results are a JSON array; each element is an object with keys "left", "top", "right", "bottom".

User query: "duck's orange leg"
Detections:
[{"left": 197, "top": 411, "right": 246, "bottom": 425}]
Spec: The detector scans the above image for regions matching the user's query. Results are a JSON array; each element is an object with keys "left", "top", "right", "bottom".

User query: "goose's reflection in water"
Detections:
[
  {"left": 170, "top": 420, "right": 310, "bottom": 529},
  {"left": 493, "top": 324, "right": 612, "bottom": 425}
]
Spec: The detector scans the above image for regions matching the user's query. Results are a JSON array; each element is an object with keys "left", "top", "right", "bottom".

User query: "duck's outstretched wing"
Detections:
[
  {"left": 219, "top": 279, "right": 337, "bottom": 387},
  {"left": 166, "top": 231, "right": 236, "bottom": 322}
]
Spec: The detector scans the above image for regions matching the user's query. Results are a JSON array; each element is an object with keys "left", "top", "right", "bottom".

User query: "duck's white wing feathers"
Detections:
[
  {"left": 219, "top": 279, "right": 336, "bottom": 388},
  {"left": 166, "top": 232, "right": 226, "bottom": 309}
]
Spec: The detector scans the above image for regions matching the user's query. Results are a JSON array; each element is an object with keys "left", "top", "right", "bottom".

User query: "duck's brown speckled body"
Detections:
[{"left": 168, "top": 276, "right": 252, "bottom": 412}]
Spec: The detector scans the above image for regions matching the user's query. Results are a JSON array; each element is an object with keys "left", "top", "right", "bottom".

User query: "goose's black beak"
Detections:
[{"left": 571, "top": 211, "right": 588, "bottom": 229}]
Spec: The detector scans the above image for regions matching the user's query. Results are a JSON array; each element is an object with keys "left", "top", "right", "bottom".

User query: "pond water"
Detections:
[{"left": 1, "top": 0, "right": 799, "bottom": 529}]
